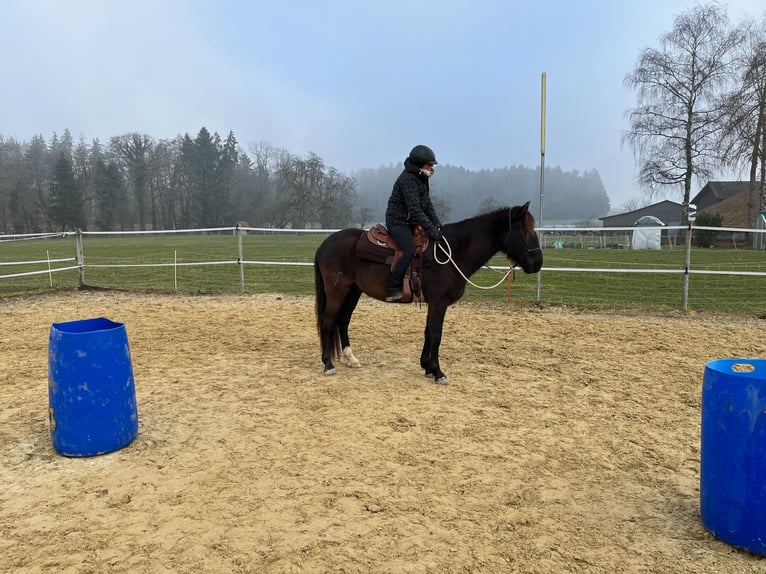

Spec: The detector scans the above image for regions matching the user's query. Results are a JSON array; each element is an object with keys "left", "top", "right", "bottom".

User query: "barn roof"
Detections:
[
  {"left": 691, "top": 181, "right": 750, "bottom": 205},
  {"left": 599, "top": 200, "right": 683, "bottom": 227}
]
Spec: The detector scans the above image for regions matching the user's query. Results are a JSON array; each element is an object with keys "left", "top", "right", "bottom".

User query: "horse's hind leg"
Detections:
[
  {"left": 319, "top": 289, "right": 346, "bottom": 376},
  {"left": 319, "top": 308, "right": 339, "bottom": 375},
  {"left": 337, "top": 286, "right": 362, "bottom": 368},
  {"left": 421, "top": 302, "right": 448, "bottom": 384}
]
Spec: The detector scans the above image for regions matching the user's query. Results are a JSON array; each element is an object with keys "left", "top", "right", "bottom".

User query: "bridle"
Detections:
[{"left": 503, "top": 208, "right": 542, "bottom": 261}]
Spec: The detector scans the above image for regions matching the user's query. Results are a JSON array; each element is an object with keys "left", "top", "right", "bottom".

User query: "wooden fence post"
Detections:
[{"left": 76, "top": 229, "right": 85, "bottom": 287}]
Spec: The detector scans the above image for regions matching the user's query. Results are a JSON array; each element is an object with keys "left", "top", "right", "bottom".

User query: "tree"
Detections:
[
  {"left": 315, "top": 166, "right": 356, "bottom": 228},
  {"left": 216, "top": 131, "right": 240, "bottom": 226},
  {"left": 719, "top": 17, "right": 766, "bottom": 233},
  {"left": 695, "top": 211, "right": 724, "bottom": 247},
  {"left": 191, "top": 127, "right": 220, "bottom": 227},
  {"left": 48, "top": 153, "right": 85, "bottom": 231},
  {"left": 112, "top": 133, "right": 153, "bottom": 230},
  {"left": 147, "top": 139, "right": 178, "bottom": 229},
  {"left": 93, "top": 159, "right": 125, "bottom": 230},
  {"left": 22, "top": 135, "right": 51, "bottom": 232},
  {"left": 0, "top": 137, "right": 25, "bottom": 233},
  {"left": 624, "top": 3, "right": 745, "bottom": 222},
  {"left": 248, "top": 141, "right": 284, "bottom": 226}
]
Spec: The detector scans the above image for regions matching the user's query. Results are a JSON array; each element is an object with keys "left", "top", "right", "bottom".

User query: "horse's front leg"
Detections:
[
  {"left": 421, "top": 303, "right": 448, "bottom": 384},
  {"left": 420, "top": 333, "right": 432, "bottom": 374}
]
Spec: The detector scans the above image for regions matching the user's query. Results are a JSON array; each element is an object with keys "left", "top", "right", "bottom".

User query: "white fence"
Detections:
[{"left": 2, "top": 225, "right": 765, "bottom": 314}]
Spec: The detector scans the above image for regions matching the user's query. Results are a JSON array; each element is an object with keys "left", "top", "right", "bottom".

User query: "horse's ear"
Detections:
[{"left": 521, "top": 201, "right": 531, "bottom": 212}]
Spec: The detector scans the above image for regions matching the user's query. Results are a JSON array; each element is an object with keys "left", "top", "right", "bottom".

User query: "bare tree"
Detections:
[
  {"left": 719, "top": 16, "right": 766, "bottom": 233},
  {"left": 620, "top": 197, "right": 650, "bottom": 213},
  {"left": 315, "top": 166, "right": 356, "bottom": 228},
  {"left": 624, "top": 3, "right": 745, "bottom": 222}
]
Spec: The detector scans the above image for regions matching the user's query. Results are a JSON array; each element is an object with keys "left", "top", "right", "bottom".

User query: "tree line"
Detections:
[
  {"left": 355, "top": 163, "right": 609, "bottom": 225},
  {"left": 0, "top": 128, "right": 358, "bottom": 234},
  {"left": 0, "top": 126, "right": 611, "bottom": 234}
]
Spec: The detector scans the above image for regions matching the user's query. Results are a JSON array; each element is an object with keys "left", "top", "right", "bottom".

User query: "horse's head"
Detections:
[{"left": 504, "top": 202, "right": 543, "bottom": 274}]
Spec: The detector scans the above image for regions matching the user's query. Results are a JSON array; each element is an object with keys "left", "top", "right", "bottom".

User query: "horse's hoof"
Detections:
[
  {"left": 433, "top": 376, "right": 449, "bottom": 385},
  {"left": 323, "top": 367, "right": 337, "bottom": 376},
  {"left": 342, "top": 347, "right": 361, "bottom": 368}
]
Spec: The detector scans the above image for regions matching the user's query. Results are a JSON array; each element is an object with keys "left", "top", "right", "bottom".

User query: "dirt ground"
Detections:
[{"left": 2, "top": 291, "right": 766, "bottom": 573}]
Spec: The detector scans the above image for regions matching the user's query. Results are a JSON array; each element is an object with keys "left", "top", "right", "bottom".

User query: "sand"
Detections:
[{"left": 1, "top": 291, "right": 765, "bottom": 573}]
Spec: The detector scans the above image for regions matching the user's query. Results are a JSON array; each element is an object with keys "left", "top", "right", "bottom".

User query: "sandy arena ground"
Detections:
[{"left": 1, "top": 291, "right": 766, "bottom": 573}]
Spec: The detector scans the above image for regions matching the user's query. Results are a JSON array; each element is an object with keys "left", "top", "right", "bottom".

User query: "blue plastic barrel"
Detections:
[
  {"left": 48, "top": 317, "right": 138, "bottom": 457},
  {"left": 700, "top": 358, "right": 766, "bottom": 555}
]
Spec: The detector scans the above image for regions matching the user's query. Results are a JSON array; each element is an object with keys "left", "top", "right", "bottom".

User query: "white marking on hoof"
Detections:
[
  {"left": 323, "top": 367, "right": 337, "bottom": 376},
  {"left": 434, "top": 376, "right": 449, "bottom": 385},
  {"left": 342, "top": 346, "right": 361, "bottom": 368}
]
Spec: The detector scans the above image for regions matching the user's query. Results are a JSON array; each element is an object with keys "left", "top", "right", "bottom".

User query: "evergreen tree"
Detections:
[
  {"left": 112, "top": 133, "right": 153, "bottom": 230},
  {"left": 48, "top": 153, "right": 84, "bottom": 231},
  {"left": 23, "top": 134, "right": 51, "bottom": 231},
  {"left": 192, "top": 127, "right": 220, "bottom": 227},
  {"left": 93, "top": 159, "right": 124, "bottom": 230}
]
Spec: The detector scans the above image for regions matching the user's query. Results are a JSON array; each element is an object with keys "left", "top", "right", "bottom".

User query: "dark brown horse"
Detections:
[{"left": 314, "top": 202, "right": 543, "bottom": 384}]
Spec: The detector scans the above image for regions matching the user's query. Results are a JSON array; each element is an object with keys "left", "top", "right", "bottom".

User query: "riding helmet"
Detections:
[{"left": 408, "top": 145, "right": 438, "bottom": 167}]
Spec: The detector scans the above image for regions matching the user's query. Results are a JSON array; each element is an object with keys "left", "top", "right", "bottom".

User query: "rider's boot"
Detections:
[{"left": 385, "top": 270, "right": 404, "bottom": 302}]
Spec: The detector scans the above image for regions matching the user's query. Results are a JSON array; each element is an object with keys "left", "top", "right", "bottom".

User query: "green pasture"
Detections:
[{"left": 1, "top": 232, "right": 765, "bottom": 315}]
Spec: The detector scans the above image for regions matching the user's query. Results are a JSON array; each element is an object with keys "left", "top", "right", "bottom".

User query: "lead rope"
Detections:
[{"left": 433, "top": 235, "right": 515, "bottom": 290}]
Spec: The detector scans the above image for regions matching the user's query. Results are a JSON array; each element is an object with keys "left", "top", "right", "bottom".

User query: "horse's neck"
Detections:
[{"left": 450, "top": 225, "right": 502, "bottom": 277}]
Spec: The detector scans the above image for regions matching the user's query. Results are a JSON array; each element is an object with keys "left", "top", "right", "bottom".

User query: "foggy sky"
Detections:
[{"left": 2, "top": 0, "right": 764, "bottom": 209}]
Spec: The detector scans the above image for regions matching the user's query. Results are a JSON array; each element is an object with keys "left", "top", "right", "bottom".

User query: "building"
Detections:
[
  {"left": 599, "top": 200, "right": 683, "bottom": 228},
  {"left": 691, "top": 181, "right": 751, "bottom": 212},
  {"left": 691, "top": 181, "right": 763, "bottom": 228}
]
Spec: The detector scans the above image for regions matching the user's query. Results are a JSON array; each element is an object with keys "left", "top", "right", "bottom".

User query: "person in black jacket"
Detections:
[{"left": 384, "top": 144, "right": 443, "bottom": 302}]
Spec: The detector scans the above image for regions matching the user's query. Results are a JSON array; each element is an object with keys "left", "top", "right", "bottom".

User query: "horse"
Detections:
[{"left": 313, "top": 202, "right": 543, "bottom": 384}]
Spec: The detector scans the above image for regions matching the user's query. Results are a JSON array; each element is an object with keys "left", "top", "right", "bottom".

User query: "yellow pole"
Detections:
[
  {"left": 540, "top": 72, "right": 547, "bottom": 157},
  {"left": 536, "top": 72, "right": 547, "bottom": 302}
]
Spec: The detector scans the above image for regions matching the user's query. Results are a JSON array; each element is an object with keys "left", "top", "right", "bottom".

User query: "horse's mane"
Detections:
[
  {"left": 517, "top": 206, "right": 536, "bottom": 236},
  {"left": 446, "top": 205, "right": 536, "bottom": 237}
]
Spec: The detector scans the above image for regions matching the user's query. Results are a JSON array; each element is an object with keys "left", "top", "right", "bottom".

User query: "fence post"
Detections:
[
  {"left": 237, "top": 225, "right": 245, "bottom": 294},
  {"left": 76, "top": 229, "right": 85, "bottom": 287},
  {"left": 682, "top": 222, "right": 692, "bottom": 311}
]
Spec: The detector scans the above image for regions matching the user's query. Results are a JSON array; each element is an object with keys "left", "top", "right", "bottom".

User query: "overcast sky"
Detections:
[{"left": 2, "top": 1, "right": 764, "bottom": 209}]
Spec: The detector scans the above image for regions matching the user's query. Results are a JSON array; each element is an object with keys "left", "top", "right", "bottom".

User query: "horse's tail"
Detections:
[
  {"left": 314, "top": 251, "right": 341, "bottom": 359},
  {"left": 314, "top": 252, "right": 327, "bottom": 337}
]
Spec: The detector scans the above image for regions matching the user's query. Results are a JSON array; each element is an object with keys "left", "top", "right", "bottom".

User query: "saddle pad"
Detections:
[{"left": 356, "top": 232, "right": 394, "bottom": 264}]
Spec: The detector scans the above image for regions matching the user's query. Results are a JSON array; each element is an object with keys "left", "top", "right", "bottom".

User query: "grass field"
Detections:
[{"left": 2, "top": 232, "right": 765, "bottom": 314}]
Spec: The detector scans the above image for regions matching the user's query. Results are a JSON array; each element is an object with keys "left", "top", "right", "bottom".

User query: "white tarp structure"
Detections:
[{"left": 631, "top": 215, "right": 664, "bottom": 250}]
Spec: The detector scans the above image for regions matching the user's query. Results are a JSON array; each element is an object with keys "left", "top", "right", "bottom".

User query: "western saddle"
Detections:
[{"left": 356, "top": 224, "right": 431, "bottom": 303}]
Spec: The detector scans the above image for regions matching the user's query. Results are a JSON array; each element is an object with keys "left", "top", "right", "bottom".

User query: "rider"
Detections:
[{"left": 384, "top": 144, "right": 443, "bottom": 302}]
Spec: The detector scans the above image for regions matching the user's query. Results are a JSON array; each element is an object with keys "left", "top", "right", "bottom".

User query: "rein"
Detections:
[{"left": 434, "top": 236, "right": 515, "bottom": 290}]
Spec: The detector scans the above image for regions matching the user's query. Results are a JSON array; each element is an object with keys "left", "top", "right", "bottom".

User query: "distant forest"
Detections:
[
  {"left": 355, "top": 163, "right": 609, "bottom": 225},
  {"left": 0, "top": 128, "right": 610, "bottom": 234}
]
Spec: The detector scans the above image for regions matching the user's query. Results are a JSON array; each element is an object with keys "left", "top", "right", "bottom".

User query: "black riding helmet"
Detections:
[{"left": 408, "top": 145, "right": 438, "bottom": 167}]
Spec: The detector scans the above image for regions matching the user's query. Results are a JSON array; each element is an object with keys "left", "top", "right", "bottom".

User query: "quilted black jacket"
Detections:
[{"left": 384, "top": 158, "right": 441, "bottom": 235}]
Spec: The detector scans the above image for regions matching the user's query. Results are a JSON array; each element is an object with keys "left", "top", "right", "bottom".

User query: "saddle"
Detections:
[{"left": 356, "top": 224, "right": 432, "bottom": 303}]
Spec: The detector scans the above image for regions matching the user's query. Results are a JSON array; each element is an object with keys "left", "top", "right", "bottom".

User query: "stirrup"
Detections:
[{"left": 386, "top": 289, "right": 403, "bottom": 302}]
